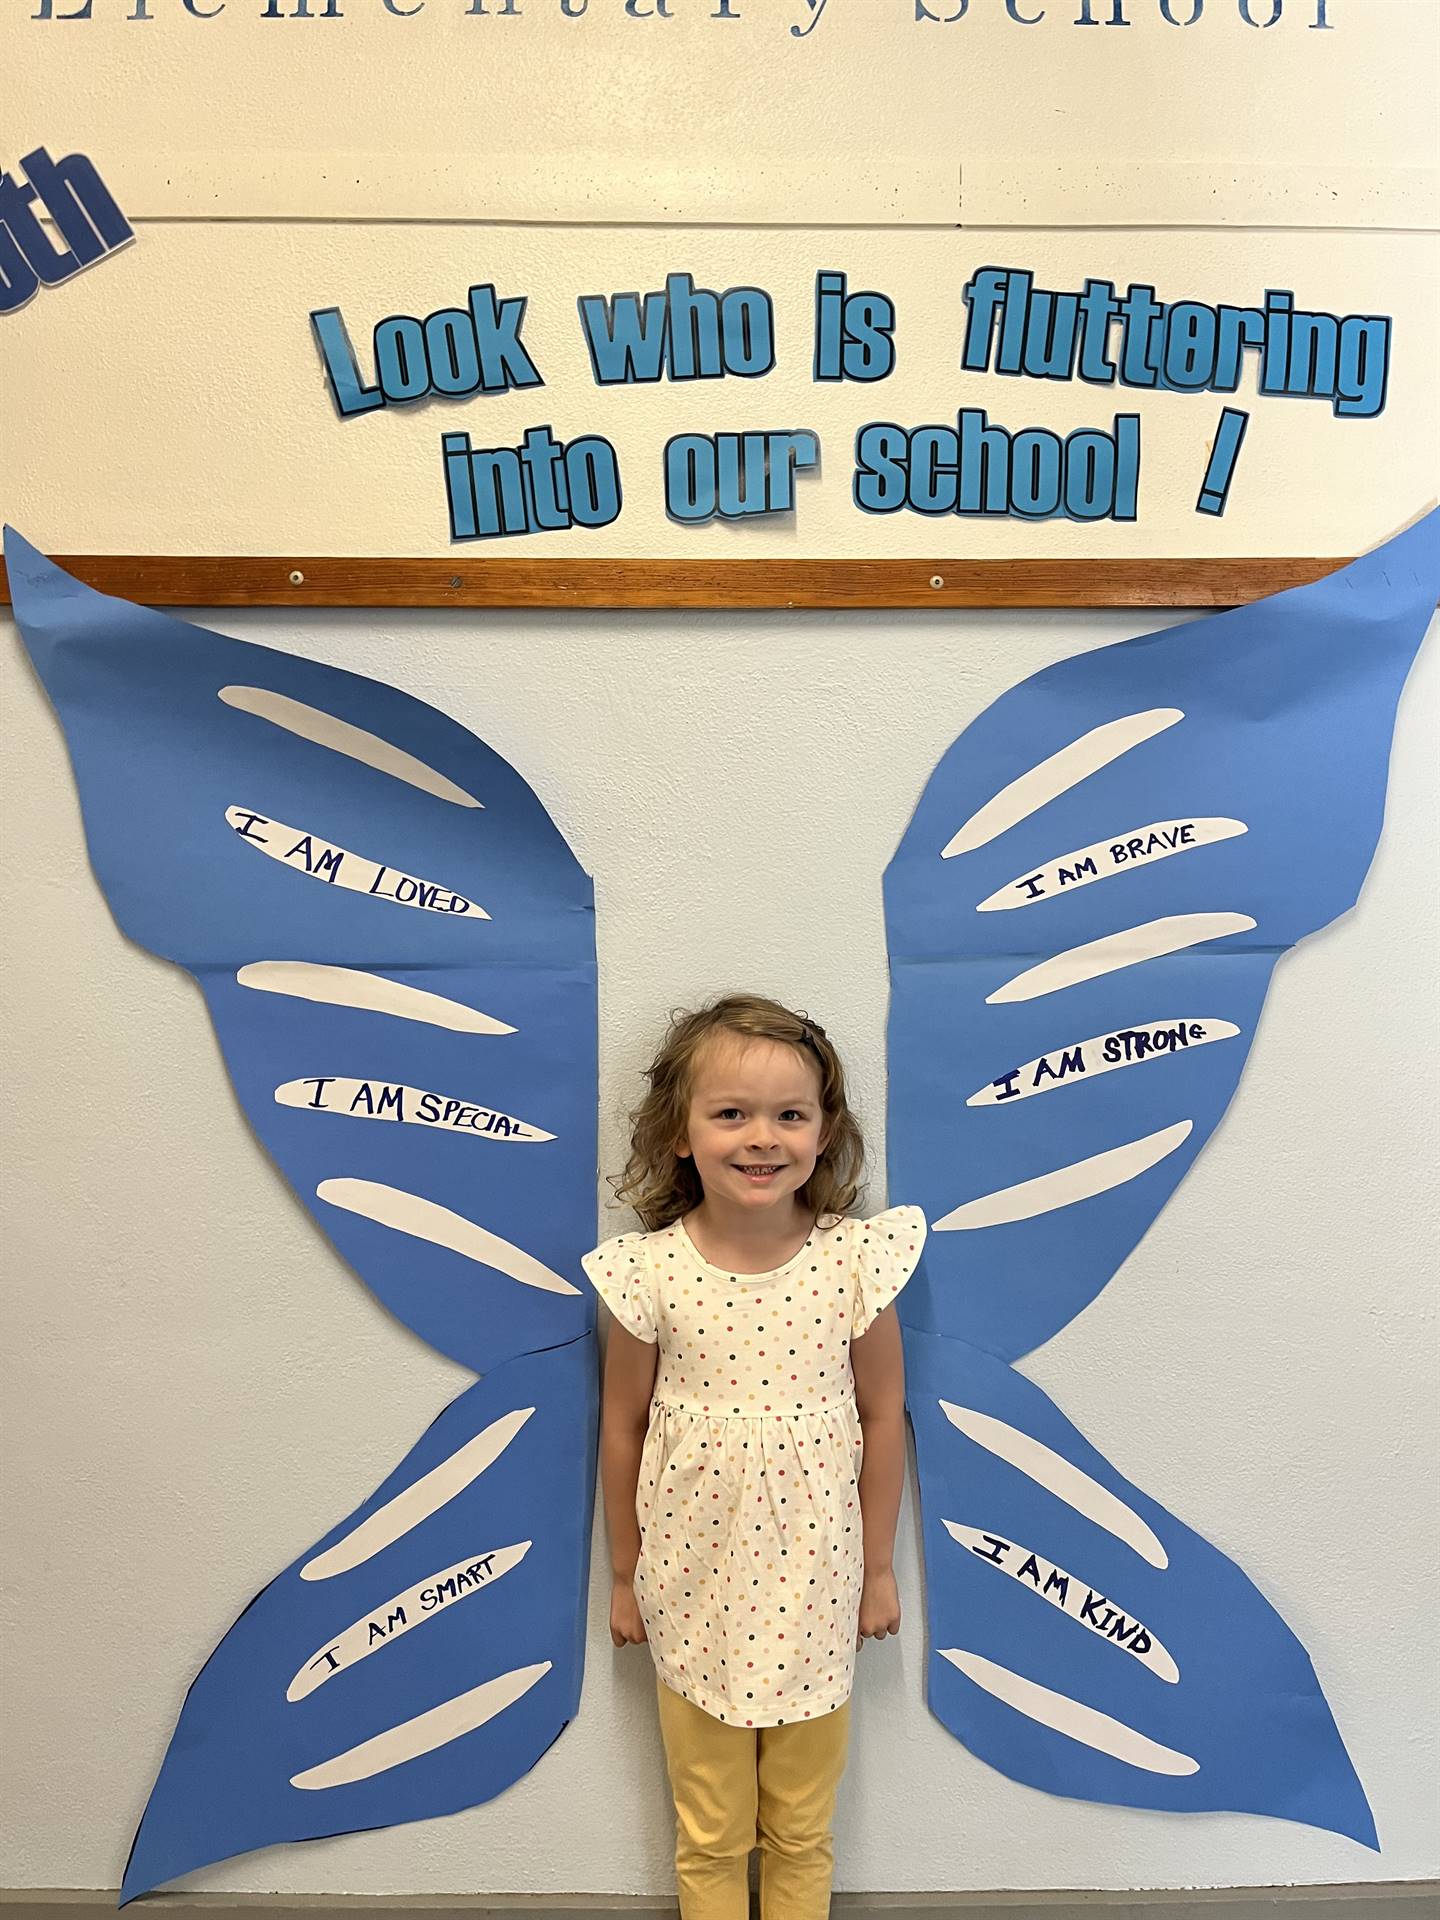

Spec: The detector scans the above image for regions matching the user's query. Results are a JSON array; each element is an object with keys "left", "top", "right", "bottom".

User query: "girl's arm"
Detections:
[
  {"left": 599, "top": 1316, "right": 659, "bottom": 1647},
  {"left": 851, "top": 1303, "right": 907, "bottom": 1639}
]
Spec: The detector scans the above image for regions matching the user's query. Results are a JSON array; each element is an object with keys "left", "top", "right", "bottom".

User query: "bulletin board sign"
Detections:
[{"left": 4, "top": 1, "right": 1439, "bottom": 604}]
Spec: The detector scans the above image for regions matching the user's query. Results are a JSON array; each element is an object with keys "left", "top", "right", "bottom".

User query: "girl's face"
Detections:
[{"left": 677, "top": 1034, "right": 829, "bottom": 1217}]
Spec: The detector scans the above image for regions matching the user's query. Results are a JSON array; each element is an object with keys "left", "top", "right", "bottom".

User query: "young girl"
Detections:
[{"left": 580, "top": 994, "right": 926, "bottom": 1920}]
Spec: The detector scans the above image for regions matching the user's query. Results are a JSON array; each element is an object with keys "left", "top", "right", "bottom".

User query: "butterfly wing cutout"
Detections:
[
  {"left": 6, "top": 529, "right": 598, "bottom": 1895},
  {"left": 7, "top": 528, "right": 595, "bottom": 1377},
  {"left": 904, "top": 1329, "right": 1376, "bottom": 1848},
  {"left": 887, "top": 510, "right": 1440, "bottom": 1845},
  {"left": 121, "top": 1340, "right": 597, "bottom": 1903},
  {"left": 887, "top": 508, "right": 1440, "bottom": 1365}
]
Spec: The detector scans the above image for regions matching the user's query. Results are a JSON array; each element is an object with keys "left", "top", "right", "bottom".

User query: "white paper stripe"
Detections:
[
  {"left": 977, "top": 818, "right": 1248, "bottom": 912},
  {"left": 938, "top": 1650, "right": 1198, "bottom": 1776},
  {"left": 938, "top": 1402, "right": 1168, "bottom": 1570},
  {"left": 986, "top": 913, "right": 1256, "bottom": 1004},
  {"left": 237, "top": 961, "right": 515, "bottom": 1034},
  {"left": 933, "top": 1121, "right": 1192, "bottom": 1231},
  {"left": 288, "top": 1543, "right": 531, "bottom": 1700},
  {"left": 219, "top": 686, "right": 483, "bottom": 808},
  {"left": 967, "top": 1022, "right": 1239, "bottom": 1107},
  {"left": 278, "top": 1078, "right": 553, "bottom": 1143},
  {"left": 941, "top": 710, "right": 1183, "bottom": 859},
  {"left": 301, "top": 1408, "right": 533, "bottom": 1581},
  {"left": 225, "top": 807, "right": 488, "bottom": 919},
  {"left": 316, "top": 1178, "right": 582, "bottom": 1297},
  {"left": 291, "top": 1662, "right": 552, "bottom": 1789},
  {"left": 942, "top": 1523, "right": 1178, "bottom": 1684}
]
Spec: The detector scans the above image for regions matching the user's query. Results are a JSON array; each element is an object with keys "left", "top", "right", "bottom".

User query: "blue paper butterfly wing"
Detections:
[
  {"left": 121, "top": 1340, "right": 598, "bottom": 1904},
  {"left": 7, "top": 525, "right": 596, "bottom": 1372},
  {"left": 197, "top": 958, "right": 595, "bottom": 1374},
  {"left": 887, "top": 943, "right": 1277, "bottom": 1364},
  {"left": 6, "top": 529, "right": 599, "bottom": 1895},
  {"left": 904, "top": 1330, "right": 1376, "bottom": 1848},
  {"left": 887, "top": 508, "right": 1440, "bottom": 1363},
  {"left": 887, "top": 512, "right": 1439, "bottom": 1845}
]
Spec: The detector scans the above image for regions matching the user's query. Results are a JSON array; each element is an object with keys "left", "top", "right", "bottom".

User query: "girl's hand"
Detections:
[
  {"left": 610, "top": 1576, "right": 649, "bottom": 1648},
  {"left": 858, "top": 1565, "right": 901, "bottom": 1642}
]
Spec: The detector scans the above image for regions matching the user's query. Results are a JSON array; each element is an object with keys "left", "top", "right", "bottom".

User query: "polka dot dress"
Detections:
[{"left": 581, "top": 1206, "right": 926, "bottom": 1728}]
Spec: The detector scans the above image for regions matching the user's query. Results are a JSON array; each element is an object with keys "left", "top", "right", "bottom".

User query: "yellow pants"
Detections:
[{"left": 654, "top": 1676, "right": 851, "bottom": 1920}]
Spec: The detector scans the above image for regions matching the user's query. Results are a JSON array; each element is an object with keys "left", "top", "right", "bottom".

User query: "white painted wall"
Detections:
[{"left": 2, "top": 600, "right": 1435, "bottom": 1894}]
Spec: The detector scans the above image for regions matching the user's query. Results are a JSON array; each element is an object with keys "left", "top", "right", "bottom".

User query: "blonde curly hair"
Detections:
[{"left": 612, "top": 993, "right": 866, "bottom": 1232}]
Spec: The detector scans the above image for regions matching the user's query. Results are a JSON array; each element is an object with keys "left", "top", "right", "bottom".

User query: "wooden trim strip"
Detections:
[{"left": 0, "top": 556, "right": 1354, "bottom": 612}]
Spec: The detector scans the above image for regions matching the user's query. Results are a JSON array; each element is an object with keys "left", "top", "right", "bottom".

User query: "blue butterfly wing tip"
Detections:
[
  {"left": 1345, "top": 506, "right": 1440, "bottom": 607},
  {"left": 4, "top": 524, "right": 48, "bottom": 586},
  {"left": 117, "top": 1859, "right": 152, "bottom": 1906},
  {"left": 118, "top": 1816, "right": 187, "bottom": 1907},
  {"left": 120, "top": 1834, "right": 226, "bottom": 1909},
  {"left": 1329, "top": 1780, "right": 1380, "bottom": 1854},
  {"left": 6, "top": 529, "right": 91, "bottom": 651},
  {"left": 120, "top": 1782, "right": 242, "bottom": 1906}
]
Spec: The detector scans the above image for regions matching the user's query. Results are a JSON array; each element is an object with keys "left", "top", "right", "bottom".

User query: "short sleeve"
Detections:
[
  {"left": 851, "top": 1205, "right": 927, "bottom": 1339},
  {"left": 580, "top": 1233, "right": 658, "bottom": 1344}
]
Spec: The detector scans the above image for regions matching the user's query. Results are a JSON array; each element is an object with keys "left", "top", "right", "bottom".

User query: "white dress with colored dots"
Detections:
[{"left": 581, "top": 1205, "right": 926, "bottom": 1728}]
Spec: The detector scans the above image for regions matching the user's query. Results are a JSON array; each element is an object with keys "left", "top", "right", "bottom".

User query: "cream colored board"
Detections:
[
  {"left": 5, "top": 224, "right": 1437, "bottom": 558},
  {"left": 37, "top": 155, "right": 1440, "bottom": 232},
  {"left": 9, "top": 0, "right": 1440, "bottom": 226},
  {"left": 965, "top": 160, "right": 1440, "bottom": 233}
]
